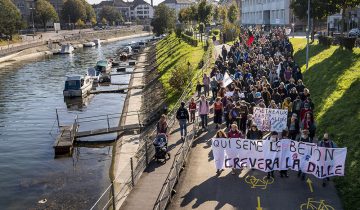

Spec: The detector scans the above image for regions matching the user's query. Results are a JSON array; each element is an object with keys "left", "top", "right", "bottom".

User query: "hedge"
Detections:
[
  {"left": 318, "top": 35, "right": 333, "bottom": 47},
  {"left": 181, "top": 33, "right": 198, "bottom": 47}
]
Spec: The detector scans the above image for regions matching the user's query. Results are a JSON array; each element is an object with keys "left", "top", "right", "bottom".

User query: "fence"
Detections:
[
  {"left": 0, "top": 40, "right": 45, "bottom": 57},
  {"left": 89, "top": 37, "right": 214, "bottom": 210}
]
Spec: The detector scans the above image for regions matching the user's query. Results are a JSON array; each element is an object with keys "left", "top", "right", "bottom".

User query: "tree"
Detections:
[
  {"left": 35, "top": 0, "right": 59, "bottom": 31},
  {"left": 80, "top": 0, "right": 96, "bottom": 23},
  {"left": 0, "top": 0, "right": 23, "bottom": 38},
  {"left": 291, "top": 0, "right": 337, "bottom": 41},
  {"left": 197, "top": 0, "right": 213, "bottom": 24},
  {"left": 99, "top": 6, "right": 123, "bottom": 26},
  {"left": 61, "top": 0, "right": 86, "bottom": 23},
  {"left": 189, "top": 5, "right": 198, "bottom": 23},
  {"left": 178, "top": 8, "right": 191, "bottom": 24},
  {"left": 151, "top": 4, "right": 176, "bottom": 35},
  {"left": 219, "top": 6, "right": 228, "bottom": 24},
  {"left": 228, "top": 4, "right": 238, "bottom": 23},
  {"left": 213, "top": 6, "right": 219, "bottom": 23}
]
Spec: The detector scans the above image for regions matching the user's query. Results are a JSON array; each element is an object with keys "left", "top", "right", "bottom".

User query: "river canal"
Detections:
[{"left": 0, "top": 35, "right": 152, "bottom": 210}]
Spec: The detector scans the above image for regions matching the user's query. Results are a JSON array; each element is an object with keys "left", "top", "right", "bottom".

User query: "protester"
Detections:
[
  {"left": 318, "top": 133, "right": 337, "bottom": 187},
  {"left": 188, "top": 98, "right": 196, "bottom": 123},
  {"left": 267, "top": 131, "right": 278, "bottom": 179},
  {"left": 157, "top": 114, "right": 168, "bottom": 134},
  {"left": 203, "top": 73, "right": 210, "bottom": 97},
  {"left": 213, "top": 97, "right": 223, "bottom": 129},
  {"left": 288, "top": 113, "right": 300, "bottom": 140},
  {"left": 199, "top": 95, "right": 210, "bottom": 131},
  {"left": 215, "top": 130, "right": 227, "bottom": 174},
  {"left": 246, "top": 123, "right": 262, "bottom": 140},
  {"left": 210, "top": 77, "right": 218, "bottom": 101},
  {"left": 227, "top": 123, "right": 243, "bottom": 175},
  {"left": 176, "top": 102, "right": 189, "bottom": 139},
  {"left": 280, "top": 129, "right": 289, "bottom": 178}
]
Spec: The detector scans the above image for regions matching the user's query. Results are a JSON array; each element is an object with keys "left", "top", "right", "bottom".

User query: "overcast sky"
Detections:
[{"left": 86, "top": 0, "right": 164, "bottom": 6}]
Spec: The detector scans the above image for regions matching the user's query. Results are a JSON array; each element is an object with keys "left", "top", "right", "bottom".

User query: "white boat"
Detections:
[
  {"left": 60, "top": 44, "right": 74, "bottom": 54},
  {"left": 63, "top": 75, "right": 93, "bottom": 97},
  {"left": 93, "top": 39, "right": 101, "bottom": 46},
  {"left": 83, "top": 42, "right": 96, "bottom": 47},
  {"left": 87, "top": 67, "right": 102, "bottom": 83},
  {"left": 95, "top": 60, "right": 112, "bottom": 73}
]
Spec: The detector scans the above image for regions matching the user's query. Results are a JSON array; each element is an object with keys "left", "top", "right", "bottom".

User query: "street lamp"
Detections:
[
  {"left": 291, "top": 22, "right": 295, "bottom": 38},
  {"left": 29, "top": 7, "right": 35, "bottom": 35},
  {"left": 305, "top": 0, "right": 311, "bottom": 71}
]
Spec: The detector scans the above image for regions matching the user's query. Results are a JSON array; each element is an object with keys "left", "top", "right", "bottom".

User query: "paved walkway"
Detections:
[
  {"left": 120, "top": 121, "right": 196, "bottom": 210},
  {"left": 167, "top": 44, "right": 343, "bottom": 210}
]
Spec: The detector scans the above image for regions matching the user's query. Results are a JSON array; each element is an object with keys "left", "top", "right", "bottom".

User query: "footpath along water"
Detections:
[{"left": 0, "top": 35, "right": 152, "bottom": 209}]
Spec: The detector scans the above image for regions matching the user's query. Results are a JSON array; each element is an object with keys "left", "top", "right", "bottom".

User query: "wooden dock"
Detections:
[
  {"left": 53, "top": 124, "right": 77, "bottom": 156},
  {"left": 54, "top": 119, "right": 141, "bottom": 156}
]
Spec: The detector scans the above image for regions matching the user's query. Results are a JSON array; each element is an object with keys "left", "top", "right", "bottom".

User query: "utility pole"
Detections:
[
  {"left": 305, "top": 0, "right": 310, "bottom": 71},
  {"left": 29, "top": 7, "right": 35, "bottom": 35}
]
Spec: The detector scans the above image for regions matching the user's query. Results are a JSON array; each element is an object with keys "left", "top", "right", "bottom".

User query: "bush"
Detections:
[
  {"left": 212, "top": 29, "right": 220, "bottom": 36},
  {"left": 175, "top": 27, "right": 182, "bottom": 37},
  {"left": 221, "top": 22, "right": 240, "bottom": 42},
  {"left": 180, "top": 33, "right": 198, "bottom": 47},
  {"left": 318, "top": 35, "right": 333, "bottom": 47},
  {"left": 169, "top": 60, "right": 193, "bottom": 91},
  {"left": 184, "top": 30, "right": 193, "bottom": 37},
  {"left": 340, "top": 37, "right": 356, "bottom": 51}
]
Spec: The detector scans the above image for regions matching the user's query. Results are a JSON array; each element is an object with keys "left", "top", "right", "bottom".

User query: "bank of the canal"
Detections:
[{"left": 0, "top": 35, "right": 152, "bottom": 209}]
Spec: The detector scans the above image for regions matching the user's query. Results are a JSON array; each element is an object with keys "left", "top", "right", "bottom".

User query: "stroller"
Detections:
[{"left": 153, "top": 133, "right": 170, "bottom": 162}]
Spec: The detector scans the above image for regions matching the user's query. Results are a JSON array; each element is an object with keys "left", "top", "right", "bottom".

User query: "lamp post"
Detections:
[
  {"left": 29, "top": 7, "right": 35, "bottom": 35},
  {"left": 291, "top": 23, "right": 295, "bottom": 38},
  {"left": 305, "top": 0, "right": 310, "bottom": 71}
]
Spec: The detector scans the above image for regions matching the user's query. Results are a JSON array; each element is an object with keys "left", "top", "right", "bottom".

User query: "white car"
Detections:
[{"left": 348, "top": 28, "right": 360, "bottom": 38}]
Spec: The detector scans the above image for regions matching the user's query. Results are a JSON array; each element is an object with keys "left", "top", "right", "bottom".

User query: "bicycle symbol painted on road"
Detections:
[
  {"left": 244, "top": 175, "right": 274, "bottom": 189},
  {"left": 300, "top": 198, "right": 335, "bottom": 210}
]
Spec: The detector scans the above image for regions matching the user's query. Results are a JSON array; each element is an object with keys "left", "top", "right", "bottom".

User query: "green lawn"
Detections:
[
  {"left": 156, "top": 33, "right": 205, "bottom": 111},
  {"left": 291, "top": 38, "right": 360, "bottom": 210}
]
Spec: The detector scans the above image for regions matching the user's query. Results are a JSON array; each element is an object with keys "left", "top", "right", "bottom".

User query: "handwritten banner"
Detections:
[
  {"left": 212, "top": 138, "right": 347, "bottom": 178},
  {"left": 253, "top": 107, "right": 288, "bottom": 132}
]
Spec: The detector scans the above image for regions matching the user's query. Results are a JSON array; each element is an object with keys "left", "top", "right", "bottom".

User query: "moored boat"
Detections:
[
  {"left": 87, "top": 67, "right": 102, "bottom": 83},
  {"left": 63, "top": 75, "right": 93, "bottom": 97},
  {"left": 93, "top": 39, "right": 101, "bottom": 46},
  {"left": 83, "top": 42, "right": 96, "bottom": 47},
  {"left": 59, "top": 43, "right": 74, "bottom": 54}
]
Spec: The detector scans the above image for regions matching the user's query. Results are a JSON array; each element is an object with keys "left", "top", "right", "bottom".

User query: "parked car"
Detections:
[
  {"left": 94, "top": 26, "right": 102, "bottom": 31},
  {"left": 0, "top": 33, "right": 10, "bottom": 40},
  {"left": 348, "top": 28, "right": 360, "bottom": 38}
]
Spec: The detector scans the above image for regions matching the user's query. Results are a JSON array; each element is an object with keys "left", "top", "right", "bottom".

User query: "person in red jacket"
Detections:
[
  {"left": 227, "top": 123, "right": 244, "bottom": 138},
  {"left": 188, "top": 97, "right": 196, "bottom": 123}
]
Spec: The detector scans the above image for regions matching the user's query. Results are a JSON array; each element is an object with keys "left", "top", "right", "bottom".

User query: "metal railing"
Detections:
[
  {"left": 0, "top": 40, "right": 46, "bottom": 56},
  {"left": 89, "top": 38, "right": 215, "bottom": 210}
]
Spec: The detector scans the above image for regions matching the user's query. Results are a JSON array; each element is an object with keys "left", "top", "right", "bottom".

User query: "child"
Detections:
[{"left": 188, "top": 98, "right": 196, "bottom": 123}]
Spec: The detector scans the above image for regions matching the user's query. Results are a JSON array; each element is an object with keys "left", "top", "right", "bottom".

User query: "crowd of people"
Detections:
[{"left": 158, "top": 27, "right": 336, "bottom": 187}]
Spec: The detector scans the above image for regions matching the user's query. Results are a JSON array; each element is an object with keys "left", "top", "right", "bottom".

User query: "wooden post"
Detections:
[
  {"left": 130, "top": 157, "right": 134, "bottom": 186},
  {"left": 56, "top": 109, "right": 60, "bottom": 128},
  {"left": 111, "top": 182, "right": 116, "bottom": 210}
]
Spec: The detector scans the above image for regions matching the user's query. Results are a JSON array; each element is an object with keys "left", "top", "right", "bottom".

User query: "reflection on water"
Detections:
[{"left": 0, "top": 35, "right": 152, "bottom": 209}]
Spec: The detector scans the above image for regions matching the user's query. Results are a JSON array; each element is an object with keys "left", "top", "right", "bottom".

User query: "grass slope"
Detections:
[
  {"left": 156, "top": 33, "right": 205, "bottom": 110},
  {"left": 291, "top": 38, "right": 360, "bottom": 209}
]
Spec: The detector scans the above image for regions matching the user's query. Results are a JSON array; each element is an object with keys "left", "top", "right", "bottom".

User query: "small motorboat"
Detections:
[
  {"left": 93, "top": 39, "right": 101, "bottom": 46},
  {"left": 83, "top": 42, "right": 96, "bottom": 47},
  {"left": 128, "top": 60, "right": 137, "bottom": 66},
  {"left": 95, "top": 60, "right": 112, "bottom": 73},
  {"left": 117, "top": 67, "right": 126, "bottom": 72},
  {"left": 87, "top": 67, "right": 102, "bottom": 83},
  {"left": 63, "top": 75, "right": 93, "bottom": 97},
  {"left": 59, "top": 43, "right": 74, "bottom": 54}
]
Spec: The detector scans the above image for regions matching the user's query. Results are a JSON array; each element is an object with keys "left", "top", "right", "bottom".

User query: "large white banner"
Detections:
[
  {"left": 212, "top": 138, "right": 347, "bottom": 178},
  {"left": 253, "top": 107, "right": 288, "bottom": 132}
]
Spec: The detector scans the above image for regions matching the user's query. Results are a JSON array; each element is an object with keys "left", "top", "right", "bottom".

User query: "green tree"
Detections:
[
  {"left": 189, "top": 5, "right": 198, "bottom": 23},
  {"left": 35, "top": 0, "right": 59, "bottom": 31},
  {"left": 197, "top": 0, "right": 213, "bottom": 24},
  {"left": 213, "top": 6, "right": 219, "bottom": 23},
  {"left": 99, "top": 6, "right": 123, "bottom": 26},
  {"left": 219, "top": 6, "right": 228, "bottom": 24},
  {"left": 178, "top": 8, "right": 191, "bottom": 24},
  {"left": 228, "top": 4, "right": 238, "bottom": 23},
  {"left": 80, "top": 0, "right": 96, "bottom": 23},
  {"left": 291, "top": 0, "right": 337, "bottom": 41},
  {"left": 61, "top": 0, "right": 86, "bottom": 23},
  {"left": 0, "top": 0, "right": 23, "bottom": 38},
  {"left": 151, "top": 4, "right": 176, "bottom": 35}
]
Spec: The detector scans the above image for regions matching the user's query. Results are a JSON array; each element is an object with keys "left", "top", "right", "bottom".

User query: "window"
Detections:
[{"left": 137, "top": 11, "right": 143, "bottom": 14}]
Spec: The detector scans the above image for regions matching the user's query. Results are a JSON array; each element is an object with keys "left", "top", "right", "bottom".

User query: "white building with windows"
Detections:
[
  {"left": 161, "top": 0, "right": 194, "bottom": 18},
  {"left": 241, "top": 0, "right": 291, "bottom": 26}
]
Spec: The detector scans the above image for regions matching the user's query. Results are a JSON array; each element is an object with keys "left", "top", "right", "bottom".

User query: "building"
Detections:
[
  {"left": 241, "top": 0, "right": 291, "bottom": 26},
  {"left": 161, "top": 0, "right": 194, "bottom": 18},
  {"left": 327, "top": 7, "right": 360, "bottom": 33},
  {"left": 93, "top": 0, "right": 154, "bottom": 22},
  {"left": 12, "top": 0, "right": 35, "bottom": 26}
]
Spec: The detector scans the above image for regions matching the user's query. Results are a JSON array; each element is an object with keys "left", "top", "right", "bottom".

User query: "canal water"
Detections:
[{"left": 0, "top": 35, "right": 152, "bottom": 210}]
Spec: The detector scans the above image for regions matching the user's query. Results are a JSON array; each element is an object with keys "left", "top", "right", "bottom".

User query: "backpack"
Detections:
[
  {"left": 230, "top": 109, "right": 238, "bottom": 119},
  {"left": 319, "top": 140, "right": 335, "bottom": 148}
]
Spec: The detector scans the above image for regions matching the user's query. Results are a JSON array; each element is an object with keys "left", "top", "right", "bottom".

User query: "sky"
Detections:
[{"left": 86, "top": 0, "right": 164, "bottom": 6}]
